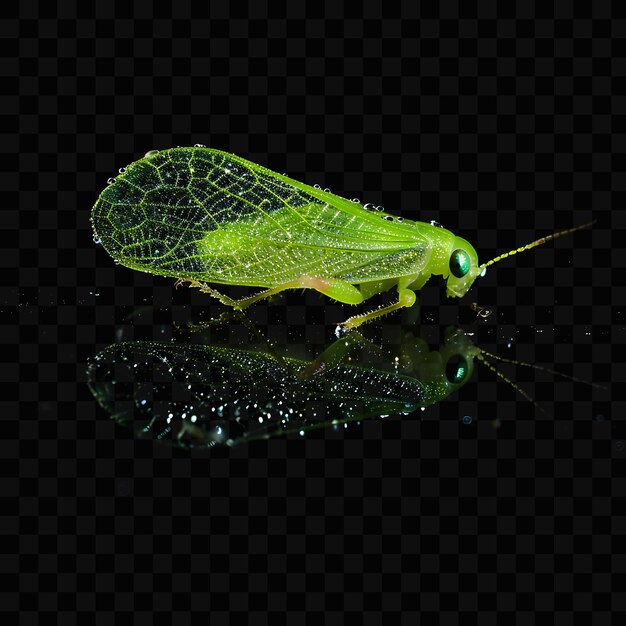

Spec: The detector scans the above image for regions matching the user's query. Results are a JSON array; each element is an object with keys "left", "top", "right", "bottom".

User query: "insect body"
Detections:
[{"left": 92, "top": 147, "right": 594, "bottom": 329}]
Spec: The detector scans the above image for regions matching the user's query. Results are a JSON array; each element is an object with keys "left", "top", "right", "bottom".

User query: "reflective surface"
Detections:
[{"left": 87, "top": 309, "right": 482, "bottom": 447}]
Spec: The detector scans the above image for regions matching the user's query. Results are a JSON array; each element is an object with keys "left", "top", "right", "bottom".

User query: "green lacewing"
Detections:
[{"left": 91, "top": 147, "right": 594, "bottom": 330}]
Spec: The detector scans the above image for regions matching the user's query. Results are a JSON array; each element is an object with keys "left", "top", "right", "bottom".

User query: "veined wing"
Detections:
[{"left": 92, "top": 147, "right": 430, "bottom": 285}]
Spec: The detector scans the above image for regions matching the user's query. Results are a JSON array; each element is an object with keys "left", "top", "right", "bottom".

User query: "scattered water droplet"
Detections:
[
  {"left": 383, "top": 215, "right": 393, "bottom": 221},
  {"left": 480, "top": 267, "right": 487, "bottom": 277},
  {"left": 430, "top": 220, "right": 443, "bottom": 228},
  {"left": 207, "top": 425, "right": 227, "bottom": 443},
  {"left": 93, "top": 236, "right": 102, "bottom": 245},
  {"left": 194, "top": 143, "right": 206, "bottom": 147},
  {"left": 363, "top": 203, "right": 375, "bottom": 210},
  {"left": 118, "top": 167, "right": 126, "bottom": 173},
  {"left": 351, "top": 198, "right": 360, "bottom": 203},
  {"left": 314, "top": 184, "right": 321, "bottom": 189},
  {"left": 107, "top": 177, "right": 115, "bottom": 184},
  {"left": 461, "top": 415, "right": 473, "bottom": 425},
  {"left": 334, "top": 325, "right": 349, "bottom": 339},
  {"left": 396, "top": 217, "right": 404, "bottom": 222},
  {"left": 144, "top": 150, "right": 159, "bottom": 157},
  {"left": 323, "top": 187, "right": 331, "bottom": 193}
]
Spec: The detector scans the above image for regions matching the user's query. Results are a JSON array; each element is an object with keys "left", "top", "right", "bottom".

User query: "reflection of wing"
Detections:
[
  {"left": 92, "top": 147, "right": 430, "bottom": 286},
  {"left": 87, "top": 339, "right": 428, "bottom": 447}
]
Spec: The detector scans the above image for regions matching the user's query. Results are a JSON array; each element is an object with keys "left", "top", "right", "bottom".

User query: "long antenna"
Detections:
[
  {"left": 479, "top": 220, "right": 596, "bottom": 270},
  {"left": 479, "top": 348, "right": 606, "bottom": 390},
  {"left": 476, "top": 353, "right": 544, "bottom": 412}
]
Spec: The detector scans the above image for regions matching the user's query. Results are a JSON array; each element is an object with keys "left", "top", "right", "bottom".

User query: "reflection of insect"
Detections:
[
  {"left": 87, "top": 326, "right": 484, "bottom": 447},
  {"left": 87, "top": 319, "right": 603, "bottom": 448},
  {"left": 92, "top": 147, "right": 595, "bottom": 330}
]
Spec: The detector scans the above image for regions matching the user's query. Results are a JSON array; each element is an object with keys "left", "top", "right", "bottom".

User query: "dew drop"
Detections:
[
  {"left": 396, "top": 217, "right": 404, "bottom": 222},
  {"left": 335, "top": 324, "right": 348, "bottom": 338},
  {"left": 107, "top": 177, "right": 115, "bottom": 184},
  {"left": 194, "top": 143, "right": 206, "bottom": 147},
  {"left": 93, "top": 236, "right": 102, "bottom": 245},
  {"left": 314, "top": 184, "right": 321, "bottom": 189},
  {"left": 383, "top": 215, "right": 393, "bottom": 221},
  {"left": 323, "top": 188, "right": 331, "bottom": 193},
  {"left": 118, "top": 167, "right": 126, "bottom": 173},
  {"left": 144, "top": 150, "right": 159, "bottom": 157},
  {"left": 430, "top": 220, "right": 443, "bottom": 228},
  {"left": 363, "top": 203, "right": 375, "bottom": 210},
  {"left": 351, "top": 198, "right": 360, "bottom": 203}
]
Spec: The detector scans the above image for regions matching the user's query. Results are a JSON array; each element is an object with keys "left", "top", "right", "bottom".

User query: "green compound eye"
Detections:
[
  {"left": 445, "top": 355, "right": 468, "bottom": 384},
  {"left": 450, "top": 248, "right": 471, "bottom": 278}
]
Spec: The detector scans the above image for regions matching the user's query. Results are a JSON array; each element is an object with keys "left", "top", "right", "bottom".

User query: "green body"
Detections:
[{"left": 91, "top": 147, "right": 482, "bottom": 308}]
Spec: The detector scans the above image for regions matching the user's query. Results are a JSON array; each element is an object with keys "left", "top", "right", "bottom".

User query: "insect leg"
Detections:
[
  {"left": 298, "top": 330, "right": 387, "bottom": 380},
  {"left": 188, "top": 281, "right": 240, "bottom": 307},
  {"left": 197, "top": 276, "right": 365, "bottom": 310},
  {"left": 338, "top": 288, "right": 417, "bottom": 332}
]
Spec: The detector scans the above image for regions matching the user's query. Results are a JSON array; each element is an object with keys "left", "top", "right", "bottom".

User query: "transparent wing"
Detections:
[{"left": 92, "top": 147, "right": 430, "bottom": 286}]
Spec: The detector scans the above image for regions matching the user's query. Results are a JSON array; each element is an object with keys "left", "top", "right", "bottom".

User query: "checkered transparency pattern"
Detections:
[{"left": 5, "top": 1, "right": 621, "bottom": 624}]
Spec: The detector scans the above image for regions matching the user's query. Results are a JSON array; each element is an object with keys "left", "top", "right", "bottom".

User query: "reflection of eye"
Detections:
[
  {"left": 450, "top": 249, "right": 470, "bottom": 278},
  {"left": 445, "top": 355, "right": 468, "bottom": 384}
]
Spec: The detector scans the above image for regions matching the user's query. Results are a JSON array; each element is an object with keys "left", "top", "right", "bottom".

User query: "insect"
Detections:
[{"left": 92, "top": 147, "right": 595, "bottom": 330}]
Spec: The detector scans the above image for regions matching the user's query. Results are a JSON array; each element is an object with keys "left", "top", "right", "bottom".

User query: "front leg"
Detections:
[{"left": 337, "top": 287, "right": 418, "bottom": 334}]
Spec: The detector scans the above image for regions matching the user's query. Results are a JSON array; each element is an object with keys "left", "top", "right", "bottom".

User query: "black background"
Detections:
[{"left": 5, "top": 1, "right": 624, "bottom": 622}]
